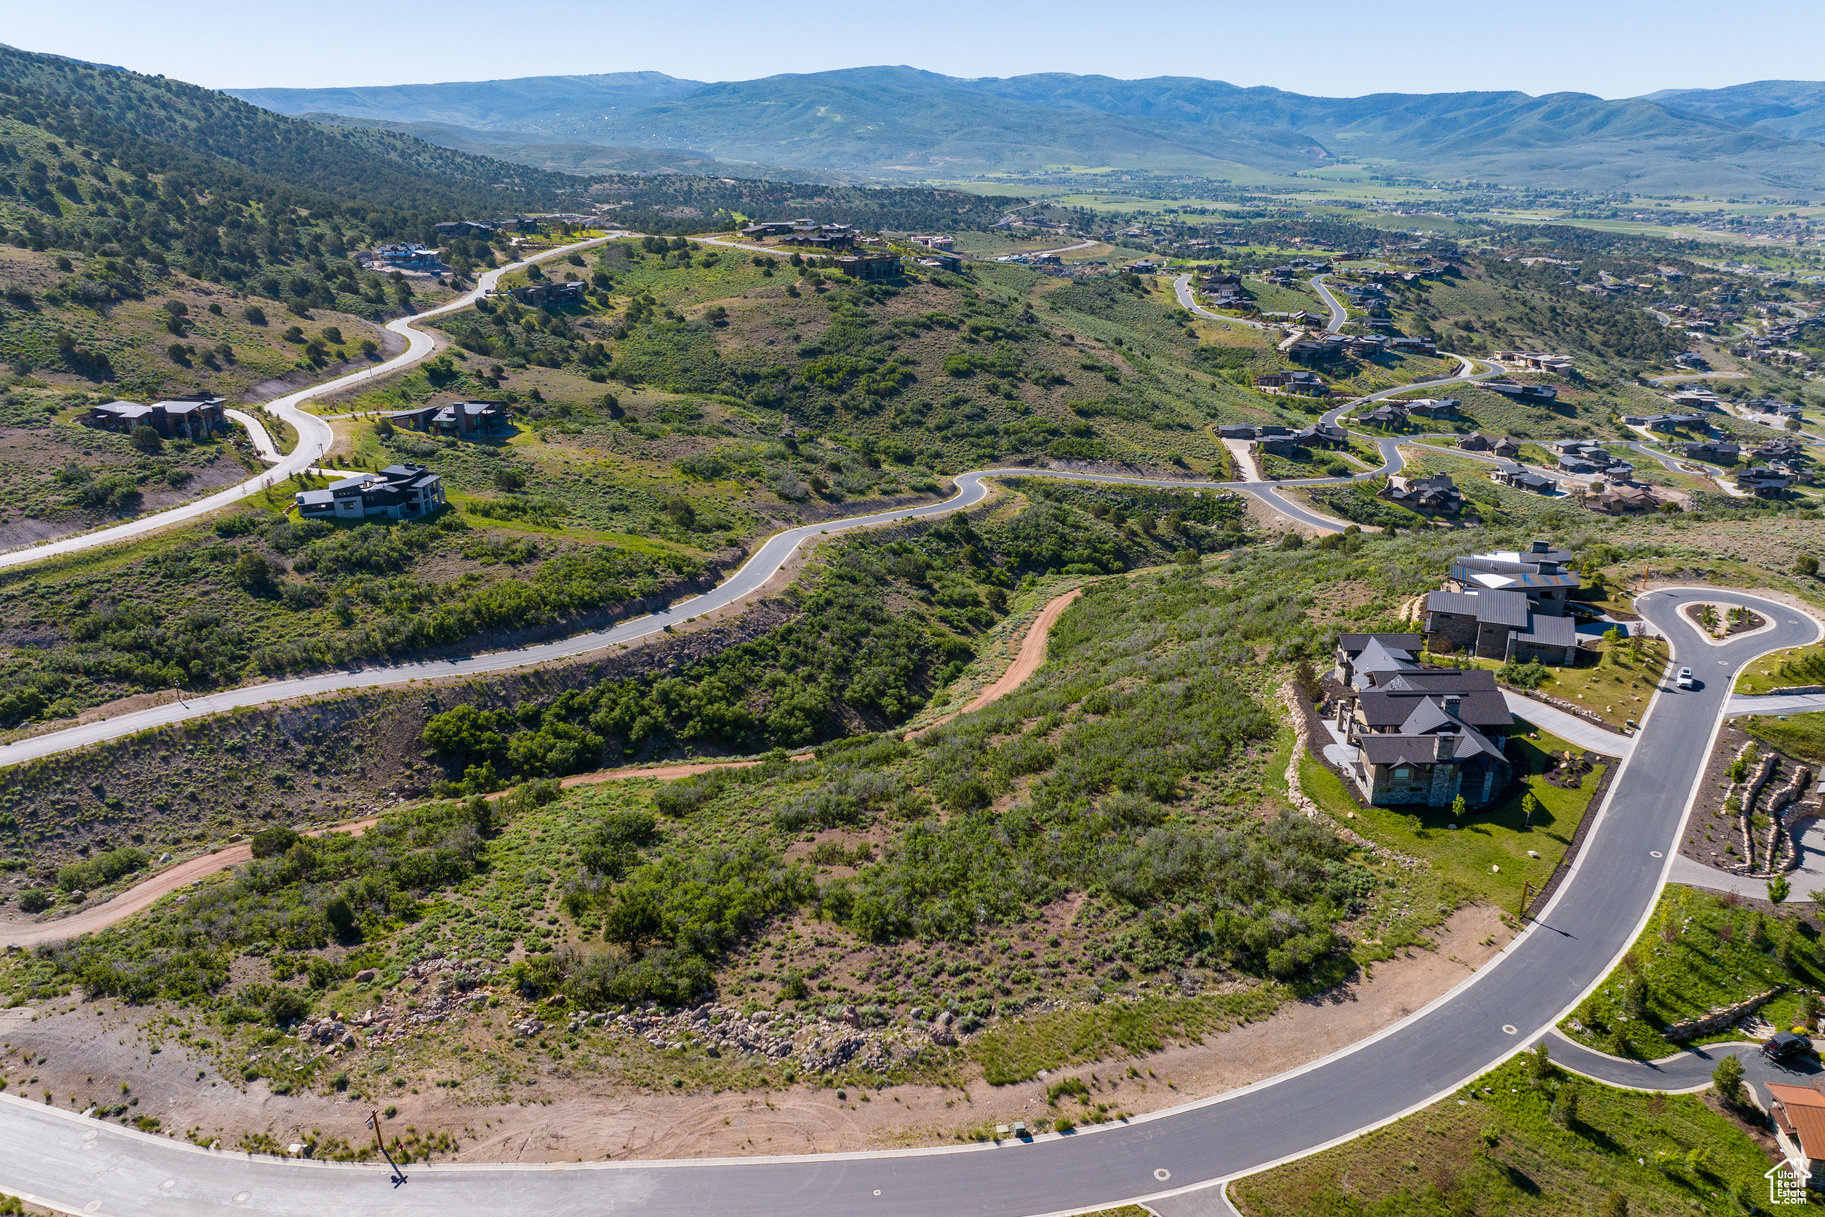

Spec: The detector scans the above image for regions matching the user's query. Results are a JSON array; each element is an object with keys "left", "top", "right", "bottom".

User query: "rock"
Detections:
[{"left": 355, "top": 969, "right": 377, "bottom": 983}]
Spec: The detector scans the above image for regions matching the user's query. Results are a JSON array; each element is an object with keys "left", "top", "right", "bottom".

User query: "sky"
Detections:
[{"left": 2, "top": 0, "right": 1822, "bottom": 98}]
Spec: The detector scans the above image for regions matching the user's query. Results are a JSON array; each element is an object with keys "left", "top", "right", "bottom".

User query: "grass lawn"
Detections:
[
  {"left": 1436, "top": 637, "right": 1668, "bottom": 730},
  {"left": 1737, "top": 642, "right": 1825, "bottom": 695},
  {"left": 1229, "top": 1055, "right": 1814, "bottom": 1216},
  {"left": 1562, "top": 886, "right": 1825, "bottom": 1060},
  {"left": 1298, "top": 722, "right": 1606, "bottom": 911},
  {"left": 1743, "top": 711, "right": 1825, "bottom": 764}
]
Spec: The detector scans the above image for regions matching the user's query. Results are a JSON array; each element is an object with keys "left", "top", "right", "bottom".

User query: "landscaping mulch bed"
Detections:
[
  {"left": 1678, "top": 720, "right": 1756, "bottom": 870},
  {"left": 1681, "top": 602, "right": 1766, "bottom": 639}
]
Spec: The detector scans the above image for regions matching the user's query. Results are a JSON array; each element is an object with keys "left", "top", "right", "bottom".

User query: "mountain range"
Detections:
[{"left": 231, "top": 67, "right": 1825, "bottom": 196}]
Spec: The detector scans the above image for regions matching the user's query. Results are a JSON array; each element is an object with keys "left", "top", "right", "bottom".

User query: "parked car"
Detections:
[
  {"left": 1675, "top": 667, "right": 1696, "bottom": 689},
  {"left": 1763, "top": 1031, "right": 1816, "bottom": 1063}
]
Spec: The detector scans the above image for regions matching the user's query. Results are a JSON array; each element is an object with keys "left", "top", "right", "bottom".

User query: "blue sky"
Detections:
[{"left": 4, "top": 0, "right": 1822, "bottom": 97}]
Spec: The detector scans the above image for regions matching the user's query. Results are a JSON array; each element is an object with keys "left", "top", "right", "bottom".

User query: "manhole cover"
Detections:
[
  {"left": 1503, "top": 1024, "right": 1518, "bottom": 1035},
  {"left": 1649, "top": 850, "right": 1663, "bottom": 858},
  {"left": 1154, "top": 1168, "right": 1171, "bottom": 1182}
]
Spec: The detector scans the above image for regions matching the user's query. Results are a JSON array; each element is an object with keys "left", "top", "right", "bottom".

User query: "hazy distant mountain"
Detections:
[
  {"left": 232, "top": 67, "right": 1825, "bottom": 196},
  {"left": 1647, "top": 80, "right": 1825, "bottom": 144}
]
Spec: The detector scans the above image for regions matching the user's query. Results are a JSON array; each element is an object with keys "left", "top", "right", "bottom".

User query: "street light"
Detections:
[{"left": 366, "top": 1110, "right": 408, "bottom": 1188}]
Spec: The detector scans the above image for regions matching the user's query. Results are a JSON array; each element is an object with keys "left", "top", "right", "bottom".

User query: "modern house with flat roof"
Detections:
[
  {"left": 295, "top": 464, "right": 446, "bottom": 521},
  {"left": 82, "top": 394, "right": 227, "bottom": 441},
  {"left": 384, "top": 400, "right": 511, "bottom": 439}
]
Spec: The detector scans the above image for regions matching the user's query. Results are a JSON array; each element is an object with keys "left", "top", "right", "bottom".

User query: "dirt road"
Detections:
[
  {"left": 0, "top": 589, "right": 1086, "bottom": 947},
  {"left": 0, "top": 818, "right": 378, "bottom": 949}
]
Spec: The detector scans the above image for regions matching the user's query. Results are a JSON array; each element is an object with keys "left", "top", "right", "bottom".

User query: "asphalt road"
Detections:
[
  {"left": 0, "top": 235, "right": 621, "bottom": 572},
  {"left": 1, "top": 588, "right": 1813, "bottom": 1217},
  {"left": 1308, "top": 273, "right": 1347, "bottom": 333},
  {"left": 1170, "top": 273, "right": 1266, "bottom": 329}
]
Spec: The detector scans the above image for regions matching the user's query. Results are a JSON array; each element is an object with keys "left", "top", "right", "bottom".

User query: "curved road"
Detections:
[
  {"left": 0, "top": 235, "right": 622, "bottom": 572},
  {"left": 0, "top": 587, "right": 1812, "bottom": 1217}
]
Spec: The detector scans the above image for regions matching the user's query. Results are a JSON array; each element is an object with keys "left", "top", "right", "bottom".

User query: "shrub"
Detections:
[
  {"left": 251, "top": 827, "right": 301, "bottom": 859},
  {"left": 1497, "top": 659, "right": 1547, "bottom": 690},
  {"left": 129, "top": 424, "right": 163, "bottom": 453},
  {"left": 1712, "top": 1053, "right": 1744, "bottom": 1105},
  {"left": 17, "top": 889, "right": 50, "bottom": 914},
  {"left": 267, "top": 989, "right": 310, "bottom": 1026}
]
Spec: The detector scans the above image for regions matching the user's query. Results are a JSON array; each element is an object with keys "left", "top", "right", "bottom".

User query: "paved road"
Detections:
[
  {"left": 1171, "top": 273, "right": 1266, "bottom": 329},
  {"left": 225, "top": 410, "right": 284, "bottom": 463},
  {"left": 0, "top": 235, "right": 621, "bottom": 572},
  {"left": 1546, "top": 1029, "right": 1809, "bottom": 1096},
  {"left": 0, "top": 589, "right": 1813, "bottom": 1217},
  {"left": 1728, "top": 692, "right": 1825, "bottom": 716},
  {"left": 1308, "top": 274, "right": 1347, "bottom": 333}
]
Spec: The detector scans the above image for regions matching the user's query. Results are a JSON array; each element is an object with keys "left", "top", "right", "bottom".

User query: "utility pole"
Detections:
[{"left": 367, "top": 1110, "right": 408, "bottom": 1188}]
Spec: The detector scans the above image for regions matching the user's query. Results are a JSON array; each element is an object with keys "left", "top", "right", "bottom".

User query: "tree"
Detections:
[
  {"left": 1553, "top": 1081, "right": 1581, "bottom": 1128},
  {"left": 233, "top": 551, "right": 279, "bottom": 593},
  {"left": 325, "top": 895, "right": 357, "bottom": 939},
  {"left": 129, "top": 424, "right": 162, "bottom": 453},
  {"left": 1451, "top": 794, "right": 1467, "bottom": 820},
  {"left": 1712, "top": 1053, "right": 1744, "bottom": 1105},
  {"left": 1769, "top": 874, "right": 1791, "bottom": 903},
  {"left": 1522, "top": 791, "right": 1539, "bottom": 828},
  {"left": 1527, "top": 1040, "right": 1553, "bottom": 1083},
  {"left": 1600, "top": 1193, "right": 1629, "bottom": 1217}
]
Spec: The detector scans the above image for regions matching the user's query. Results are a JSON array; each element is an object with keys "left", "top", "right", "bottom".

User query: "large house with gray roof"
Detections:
[
  {"left": 1330, "top": 634, "right": 1514, "bottom": 808},
  {"left": 1426, "top": 540, "right": 1583, "bottom": 665}
]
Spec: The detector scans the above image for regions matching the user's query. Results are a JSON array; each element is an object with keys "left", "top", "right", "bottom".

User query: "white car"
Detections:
[{"left": 1675, "top": 667, "right": 1695, "bottom": 689}]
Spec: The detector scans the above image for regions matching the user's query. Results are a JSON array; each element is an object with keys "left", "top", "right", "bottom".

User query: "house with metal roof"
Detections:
[{"left": 1448, "top": 541, "right": 1580, "bottom": 614}]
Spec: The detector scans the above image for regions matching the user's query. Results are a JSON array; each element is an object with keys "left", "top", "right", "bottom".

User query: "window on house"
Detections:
[{"left": 1393, "top": 767, "right": 1411, "bottom": 779}]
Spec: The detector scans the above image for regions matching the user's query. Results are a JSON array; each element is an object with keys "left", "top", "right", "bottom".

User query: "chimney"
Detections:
[
  {"left": 457, "top": 402, "right": 471, "bottom": 437},
  {"left": 1443, "top": 695, "right": 1462, "bottom": 717},
  {"left": 1531, "top": 539, "right": 1550, "bottom": 554},
  {"left": 1435, "top": 733, "right": 1454, "bottom": 762}
]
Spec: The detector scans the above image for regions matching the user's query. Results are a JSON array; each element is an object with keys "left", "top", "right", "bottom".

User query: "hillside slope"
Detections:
[{"left": 234, "top": 65, "right": 1825, "bottom": 194}]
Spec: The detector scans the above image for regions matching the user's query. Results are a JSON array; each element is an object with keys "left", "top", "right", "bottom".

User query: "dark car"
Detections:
[{"left": 1762, "top": 1032, "right": 1816, "bottom": 1063}]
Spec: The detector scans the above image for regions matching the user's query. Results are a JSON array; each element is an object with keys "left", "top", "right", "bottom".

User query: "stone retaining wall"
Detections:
[{"left": 1665, "top": 986, "right": 1786, "bottom": 1042}]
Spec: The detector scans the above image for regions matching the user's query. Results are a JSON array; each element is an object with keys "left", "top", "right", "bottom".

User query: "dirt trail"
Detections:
[
  {"left": 0, "top": 590, "right": 1086, "bottom": 947},
  {"left": 0, "top": 818, "right": 378, "bottom": 949},
  {"left": 908, "top": 587, "right": 1083, "bottom": 738}
]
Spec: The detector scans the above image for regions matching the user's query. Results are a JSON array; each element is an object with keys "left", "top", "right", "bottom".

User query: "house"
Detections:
[
  {"left": 375, "top": 243, "right": 439, "bottom": 268},
  {"left": 1678, "top": 439, "right": 1741, "bottom": 465},
  {"left": 1489, "top": 437, "right": 1521, "bottom": 458},
  {"left": 835, "top": 253, "right": 902, "bottom": 282},
  {"left": 1491, "top": 464, "right": 1557, "bottom": 495},
  {"left": 1448, "top": 541, "right": 1579, "bottom": 614},
  {"left": 1425, "top": 588, "right": 1580, "bottom": 664},
  {"left": 1735, "top": 466, "right": 1795, "bottom": 497},
  {"left": 1255, "top": 369, "right": 1329, "bottom": 397},
  {"left": 81, "top": 394, "right": 227, "bottom": 441},
  {"left": 1458, "top": 433, "right": 1494, "bottom": 452},
  {"left": 1386, "top": 336, "right": 1438, "bottom": 356},
  {"left": 1295, "top": 423, "right": 1349, "bottom": 450},
  {"left": 1482, "top": 381, "right": 1558, "bottom": 404},
  {"left": 384, "top": 400, "right": 512, "bottom": 439},
  {"left": 916, "top": 253, "right": 963, "bottom": 273},
  {"left": 1586, "top": 485, "right": 1659, "bottom": 514},
  {"left": 1404, "top": 397, "right": 1461, "bottom": 420},
  {"left": 510, "top": 281, "right": 586, "bottom": 306},
  {"left": 913, "top": 235, "right": 954, "bottom": 251},
  {"left": 1356, "top": 403, "right": 1409, "bottom": 429},
  {"left": 1382, "top": 472, "right": 1465, "bottom": 515},
  {"left": 1330, "top": 635, "right": 1515, "bottom": 809},
  {"left": 1494, "top": 350, "right": 1575, "bottom": 375},
  {"left": 295, "top": 464, "right": 447, "bottom": 522},
  {"left": 1767, "top": 1083, "right": 1825, "bottom": 1183},
  {"left": 1217, "top": 424, "right": 1260, "bottom": 440},
  {"left": 1625, "top": 412, "right": 1710, "bottom": 431},
  {"left": 435, "top": 220, "right": 499, "bottom": 238},
  {"left": 1753, "top": 439, "right": 1806, "bottom": 464},
  {"left": 741, "top": 219, "right": 812, "bottom": 239}
]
